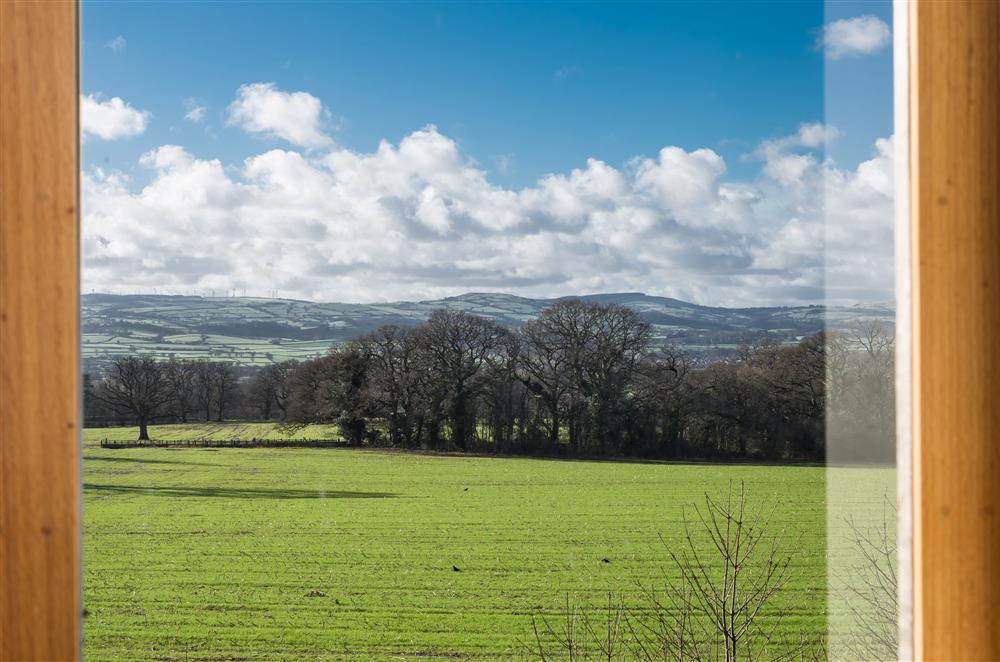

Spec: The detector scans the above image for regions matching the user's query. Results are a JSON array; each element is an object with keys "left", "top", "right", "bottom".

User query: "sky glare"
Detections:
[{"left": 81, "top": 1, "right": 894, "bottom": 307}]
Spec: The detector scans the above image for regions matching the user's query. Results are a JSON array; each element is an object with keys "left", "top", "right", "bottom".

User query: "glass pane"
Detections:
[
  {"left": 80, "top": 1, "right": 900, "bottom": 659},
  {"left": 823, "top": 2, "right": 899, "bottom": 659}
]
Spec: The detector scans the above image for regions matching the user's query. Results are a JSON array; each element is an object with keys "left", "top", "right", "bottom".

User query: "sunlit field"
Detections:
[
  {"left": 92, "top": 421, "right": 341, "bottom": 443},
  {"left": 81, "top": 425, "right": 858, "bottom": 660}
]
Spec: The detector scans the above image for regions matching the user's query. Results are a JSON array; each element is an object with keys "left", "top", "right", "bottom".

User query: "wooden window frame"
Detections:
[
  {"left": 908, "top": 1, "right": 1000, "bottom": 660},
  {"left": 1, "top": 1, "right": 81, "bottom": 660},
  {"left": 0, "top": 1, "right": 997, "bottom": 659}
]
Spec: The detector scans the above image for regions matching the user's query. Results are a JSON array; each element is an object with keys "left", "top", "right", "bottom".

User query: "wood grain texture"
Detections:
[
  {"left": 0, "top": 1, "right": 81, "bottom": 660},
  {"left": 911, "top": 0, "right": 1000, "bottom": 659}
]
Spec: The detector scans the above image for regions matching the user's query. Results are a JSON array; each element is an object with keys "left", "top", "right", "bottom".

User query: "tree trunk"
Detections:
[
  {"left": 427, "top": 417, "right": 440, "bottom": 450},
  {"left": 402, "top": 415, "right": 413, "bottom": 447},
  {"left": 138, "top": 418, "right": 150, "bottom": 441},
  {"left": 452, "top": 391, "right": 467, "bottom": 450},
  {"left": 568, "top": 410, "right": 578, "bottom": 453},
  {"left": 389, "top": 414, "right": 401, "bottom": 447},
  {"left": 415, "top": 417, "right": 425, "bottom": 449}
]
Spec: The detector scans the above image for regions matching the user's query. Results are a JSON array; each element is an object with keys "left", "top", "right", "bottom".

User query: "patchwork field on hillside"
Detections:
[
  {"left": 82, "top": 426, "right": 893, "bottom": 660},
  {"left": 81, "top": 292, "right": 895, "bottom": 372}
]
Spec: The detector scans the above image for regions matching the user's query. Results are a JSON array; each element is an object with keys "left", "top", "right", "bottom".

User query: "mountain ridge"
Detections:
[{"left": 81, "top": 292, "right": 893, "bottom": 371}]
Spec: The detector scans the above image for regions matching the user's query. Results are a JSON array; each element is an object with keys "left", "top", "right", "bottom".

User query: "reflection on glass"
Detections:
[{"left": 823, "top": 2, "right": 898, "bottom": 659}]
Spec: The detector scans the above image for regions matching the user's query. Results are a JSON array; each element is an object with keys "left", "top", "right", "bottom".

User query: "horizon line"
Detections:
[{"left": 81, "top": 289, "right": 894, "bottom": 311}]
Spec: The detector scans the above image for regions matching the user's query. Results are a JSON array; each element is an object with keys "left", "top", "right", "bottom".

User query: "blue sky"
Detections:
[{"left": 81, "top": 1, "right": 895, "bottom": 306}]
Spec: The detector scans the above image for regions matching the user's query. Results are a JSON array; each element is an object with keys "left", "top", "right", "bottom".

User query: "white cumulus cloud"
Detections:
[
  {"left": 819, "top": 16, "right": 891, "bottom": 59},
  {"left": 80, "top": 94, "right": 150, "bottom": 141},
  {"left": 82, "top": 122, "right": 894, "bottom": 307},
  {"left": 226, "top": 82, "right": 332, "bottom": 149}
]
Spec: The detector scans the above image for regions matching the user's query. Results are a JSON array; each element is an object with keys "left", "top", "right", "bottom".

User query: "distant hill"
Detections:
[{"left": 81, "top": 292, "right": 894, "bottom": 372}]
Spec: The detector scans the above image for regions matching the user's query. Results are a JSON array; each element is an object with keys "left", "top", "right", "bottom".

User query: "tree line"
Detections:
[
  {"left": 86, "top": 300, "right": 894, "bottom": 462},
  {"left": 85, "top": 359, "right": 293, "bottom": 440}
]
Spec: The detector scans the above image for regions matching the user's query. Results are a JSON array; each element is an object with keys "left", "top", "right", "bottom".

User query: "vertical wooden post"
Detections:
[
  {"left": 911, "top": 1, "right": 1000, "bottom": 659},
  {"left": 0, "top": 1, "right": 81, "bottom": 659}
]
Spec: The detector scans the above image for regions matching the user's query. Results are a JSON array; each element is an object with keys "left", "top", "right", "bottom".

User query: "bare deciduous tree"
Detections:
[
  {"left": 163, "top": 359, "right": 197, "bottom": 423},
  {"left": 531, "top": 594, "right": 636, "bottom": 662},
  {"left": 249, "top": 360, "right": 296, "bottom": 420},
  {"left": 417, "top": 310, "right": 505, "bottom": 450},
  {"left": 94, "top": 356, "right": 171, "bottom": 441},
  {"left": 519, "top": 313, "right": 574, "bottom": 447},
  {"left": 528, "top": 483, "right": 818, "bottom": 662},
  {"left": 843, "top": 502, "right": 897, "bottom": 661},
  {"left": 233, "top": 303, "right": 840, "bottom": 461},
  {"left": 585, "top": 302, "right": 652, "bottom": 453},
  {"left": 191, "top": 361, "right": 216, "bottom": 422},
  {"left": 357, "top": 326, "right": 421, "bottom": 446},
  {"left": 827, "top": 319, "right": 895, "bottom": 462},
  {"left": 208, "top": 363, "right": 238, "bottom": 422},
  {"left": 663, "top": 482, "right": 794, "bottom": 662}
]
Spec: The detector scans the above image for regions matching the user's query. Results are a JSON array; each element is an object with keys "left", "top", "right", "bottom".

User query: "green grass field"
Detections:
[
  {"left": 82, "top": 425, "right": 892, "bottom": 660},
  {"left": 93, "top": 421, "right": 342, "bottom": 442}
]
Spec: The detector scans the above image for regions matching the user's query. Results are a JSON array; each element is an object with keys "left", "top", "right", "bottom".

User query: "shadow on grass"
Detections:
[
  {"left": 355, "top": 446, "right": 830, "bottom": 469},
  {"left": 83, "top": 483, "right": 396, "bottom": 499},
  {"left": 83, "top": 455, "right": 222, "bottom": 468}
]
